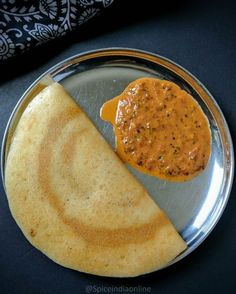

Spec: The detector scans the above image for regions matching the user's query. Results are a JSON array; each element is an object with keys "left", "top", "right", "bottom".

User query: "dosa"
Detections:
[{"left": 5, "top": 83, "right": 187, "bottom": 277}]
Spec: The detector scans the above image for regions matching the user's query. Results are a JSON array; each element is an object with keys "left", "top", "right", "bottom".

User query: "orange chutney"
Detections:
[{"left": 100, "top": 78, "right": 211, "bottom": 182}]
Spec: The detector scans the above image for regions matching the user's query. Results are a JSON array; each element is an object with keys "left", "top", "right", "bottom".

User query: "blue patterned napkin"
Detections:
[{"left": 0, "top": 0, "right": 114, "bottom": 61}]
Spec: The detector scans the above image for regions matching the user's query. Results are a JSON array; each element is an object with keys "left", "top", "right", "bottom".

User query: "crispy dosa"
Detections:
[{"left": 5, "top": 83, "right": 187, "bottom": 277}]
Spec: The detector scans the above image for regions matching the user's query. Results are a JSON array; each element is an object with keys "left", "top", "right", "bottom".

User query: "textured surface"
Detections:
[
  {"left": 101, "top": 77, "right": 211, "bottom": 181},
  {"left": 0, "top": 0, "right": 236, "bottom": 293},
  {"left": 5, "top": 83, "right": 186, "bottom": 277},
  {"left": 0, "top": 0, "right": 115, "bottom": 61}
]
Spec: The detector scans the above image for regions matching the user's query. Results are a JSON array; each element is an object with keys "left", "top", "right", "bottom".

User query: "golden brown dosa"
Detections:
[{"left": 5, "top": 83, "right": 187, "bottom": 277}]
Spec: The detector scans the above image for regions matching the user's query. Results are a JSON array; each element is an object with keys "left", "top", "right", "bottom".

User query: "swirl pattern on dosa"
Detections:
[{"left": 5, "top": 83, "right": 187, "bottom": 277}]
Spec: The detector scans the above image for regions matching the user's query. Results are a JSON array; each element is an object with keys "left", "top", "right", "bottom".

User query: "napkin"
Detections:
[{"left": 0, "top": 0, "right": 114, "bottom": 61}]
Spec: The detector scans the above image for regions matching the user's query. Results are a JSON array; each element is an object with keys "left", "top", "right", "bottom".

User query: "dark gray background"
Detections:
[{"left": 0, "top": 0, "right": 235, "bottom": 293}]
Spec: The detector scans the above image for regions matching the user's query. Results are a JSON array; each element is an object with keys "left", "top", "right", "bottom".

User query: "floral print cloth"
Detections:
[{"left": 0, "top": 0, "right": 114, "bottom": 61}]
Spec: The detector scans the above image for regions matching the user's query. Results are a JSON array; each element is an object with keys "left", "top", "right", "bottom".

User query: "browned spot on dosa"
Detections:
[
  {"left": 67, "top": 213, "right": 168, "bottom": 246},
  {"left": 61, "top": 129, "right": 87, "bottom": 165}
]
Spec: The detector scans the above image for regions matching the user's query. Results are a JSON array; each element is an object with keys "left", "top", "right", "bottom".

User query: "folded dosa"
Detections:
[{"left": 5, "top": 83, "right": 187, "bottom": 277}]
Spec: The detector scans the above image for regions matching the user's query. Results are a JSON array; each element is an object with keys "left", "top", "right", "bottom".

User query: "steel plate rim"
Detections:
[{"left": 1, "top": 47, "right": 234, "bottom": 271}]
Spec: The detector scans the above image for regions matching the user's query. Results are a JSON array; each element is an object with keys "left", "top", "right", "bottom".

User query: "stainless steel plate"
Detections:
[{"left": 1, "top": 48, "right": 234, "bottom": 269}]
